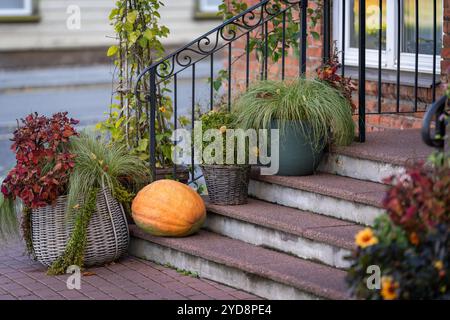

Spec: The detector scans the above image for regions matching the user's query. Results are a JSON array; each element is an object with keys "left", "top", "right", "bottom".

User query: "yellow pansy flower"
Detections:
[
  {"left": 355, "top": 228, "right": 378, "bottom": 248},
  {"left": 381, "top": 276, "right": 399, "bottom": 300}
]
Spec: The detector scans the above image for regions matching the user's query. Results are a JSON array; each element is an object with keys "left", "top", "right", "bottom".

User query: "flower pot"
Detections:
[
  {"left": 201, "top": 165, "right": 250, "bottom": 205},
  {"left": 31, "top": 188, "right": 129, "bottom": 267},
  {"left": 271, "top": 119, "right": 325, "bottom": 176}
]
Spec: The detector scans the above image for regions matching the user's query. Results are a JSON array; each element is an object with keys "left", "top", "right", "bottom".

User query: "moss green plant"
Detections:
[
  {"left": 48, "top": 188, "right": 97, "bottom": 275},
  {"left": 233, "top": 78, "right": 355, "bottom": 150},
  {"left": 21, "top": 207, "right": 34, "bottom": 257}
]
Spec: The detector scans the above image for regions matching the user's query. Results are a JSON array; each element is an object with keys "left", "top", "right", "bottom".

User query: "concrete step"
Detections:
[
  {"left": 249, "top": 171, "right": 386, "bottom": 226},
  {"left": 129, "top": 226, "right": 350, "bottom": 300},
  {"left": 319, "top": 129, "right": 434, "bottom": 183},
  {"left": 204, "top": 198, "right": 362, "bottom": 268}
]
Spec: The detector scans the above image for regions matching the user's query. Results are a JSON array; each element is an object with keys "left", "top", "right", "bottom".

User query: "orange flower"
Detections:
[
  {"left": 159, "top": 106, "right": 166, "bottom": 113},
  {"left": 409, "top": 232, "right": 420, "bottom": 246},
  {"left": 381, "top": 276, "right": 399, "bottom": 300},
  {"left": 355, "top": 228, "right": 378, "bottom": 248},
  {"left": 434, "top": 260, "right": 444, "bottom": 270}
]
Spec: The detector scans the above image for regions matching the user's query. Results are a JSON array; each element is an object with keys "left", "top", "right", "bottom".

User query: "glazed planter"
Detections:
[
  {"left": 31, "top": 188, "right": 129, "bottom": 267},
  {"left": 201, "top": 164, "right": 251, "bottom": 205},
  {"left": 271, "top": 119, "right": 325, "bottom": 176}
]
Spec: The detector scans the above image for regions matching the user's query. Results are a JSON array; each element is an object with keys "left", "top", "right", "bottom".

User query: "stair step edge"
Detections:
[
  {"left": 130, "top": 226, "right": 350, "bottom": 300},
  {"left": 250, "top": 172, "right": 386, "bottom": 209},
  {"left": 205, "top": 199, "right": 361, "bottom": 251}
]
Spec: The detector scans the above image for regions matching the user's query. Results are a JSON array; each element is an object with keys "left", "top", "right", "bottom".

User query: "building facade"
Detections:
[{"left": 0, "top": 0, "right": 222, "bottom": 68}]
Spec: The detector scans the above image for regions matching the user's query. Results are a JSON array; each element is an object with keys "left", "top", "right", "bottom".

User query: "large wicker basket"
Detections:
[
  {"left": 201, "top": 165, "right": 250, "bottom": 205},
  {"left": 31, "top": 188, "right": 129, "bottom": 267}
]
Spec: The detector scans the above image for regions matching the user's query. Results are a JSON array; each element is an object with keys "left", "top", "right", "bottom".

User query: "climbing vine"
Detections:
[{"left": 98, "top": 0, "right": 188, "bottom": 168}]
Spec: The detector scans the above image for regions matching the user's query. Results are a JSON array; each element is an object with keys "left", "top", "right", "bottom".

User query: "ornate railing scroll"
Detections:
[{"left": 134, "top": 0, "right": 303, "bottom": 183}]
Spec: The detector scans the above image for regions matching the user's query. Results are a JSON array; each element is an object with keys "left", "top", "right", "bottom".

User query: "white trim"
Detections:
[
  {"left": 0, "top": 0, "right": 32, "bottom": 16},
  {"left": 333, "top": 0, "right": 441, "bottom": 74},
  {"left": 199, "top": 0, "right": 221, "bottom": 13}
]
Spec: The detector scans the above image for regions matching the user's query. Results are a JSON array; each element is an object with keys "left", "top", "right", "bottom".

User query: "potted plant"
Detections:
[
  {"left": 233, "top": 78, "right": 355, "bottom": 176},
  {"left": 199, "top": 109, "right": 251, "bottom": 205},
  {"left": 0, "top": 112, "right": 148, "bottom": 275},
  {"left": 347, "top": 155, "right": 450, "bottom": 300}
]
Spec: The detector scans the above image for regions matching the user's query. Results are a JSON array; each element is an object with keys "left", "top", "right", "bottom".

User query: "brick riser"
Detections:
[{"left": 365, "top": 114, "right": 424, "bottom": 132}]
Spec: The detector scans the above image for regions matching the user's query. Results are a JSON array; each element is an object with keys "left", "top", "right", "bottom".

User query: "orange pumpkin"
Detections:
[{"left": 131, "top": 179, "right": 206, "bottom": 237}]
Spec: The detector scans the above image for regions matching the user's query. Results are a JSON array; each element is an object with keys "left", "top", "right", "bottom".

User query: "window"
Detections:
[
  {"left": 0, "top": 0, "right": 32, "bottom": 16},
  {"left": 198, "top": 0, "right": 222, "bottom": 13},
  {"left": 333, "top": 0, "right": 443, "bottom": 73}
]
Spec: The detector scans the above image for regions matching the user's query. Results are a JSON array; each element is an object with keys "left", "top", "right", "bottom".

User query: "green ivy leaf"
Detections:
[
  {"left": 310, "top": 31, "right": 320, "bottom": 40},
  {"left": 129, "top": 31, "right": 139, "bottom": 44},
  {"left": 109, "top": 8, "right": 119, "bottom": 20},
  {"left": 127, "top": 10, "right": 138, "bottom": 24},
  {"left": 136, "top": 138, "right": 149, "bottom": 152},
  {"left": 143, "top": 29, "right": 154, "bottom": 41},
  {"left": 107, "top": 45, "right": 119, "bottom": 57}
]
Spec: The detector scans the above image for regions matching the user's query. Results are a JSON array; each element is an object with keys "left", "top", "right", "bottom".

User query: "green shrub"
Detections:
[{"left": 233, "top": 78, "right": 355, "bottom": 150}]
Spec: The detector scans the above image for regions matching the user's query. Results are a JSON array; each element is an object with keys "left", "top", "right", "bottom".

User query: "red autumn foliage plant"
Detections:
[
  {"left": 1, "top": 112, "right": 79, "bottom": 209},
  {"left": 383, "top": 161, "right": 450, "bottom": 237},
  {"left": 316, "top": 46, "right": 357, "bottom": 112}
]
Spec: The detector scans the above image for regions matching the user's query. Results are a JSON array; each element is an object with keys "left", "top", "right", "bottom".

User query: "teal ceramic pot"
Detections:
[{"left": 270, "top": 119, "right": 325, "bottom": 176}]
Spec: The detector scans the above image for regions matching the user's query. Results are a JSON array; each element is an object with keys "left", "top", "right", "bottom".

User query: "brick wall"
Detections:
[{"left": 231, "top": 0, "right": 449, "bottom": 132}]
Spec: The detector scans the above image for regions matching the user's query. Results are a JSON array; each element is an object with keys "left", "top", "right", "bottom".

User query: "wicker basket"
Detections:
[
  {"left": 31, "top": 188, "right": 129, "bottom": 267},
  {"left": 201, "top": 165, "right": 250, "bottom": 205}
]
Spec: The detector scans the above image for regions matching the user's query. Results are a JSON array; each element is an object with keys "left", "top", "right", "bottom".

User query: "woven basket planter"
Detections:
[
  {"left": 201, "top": 165, "right": 250, "bottom": 205},
  {"left": 31, "top": 188, "right": 129, "bottom": 267}
]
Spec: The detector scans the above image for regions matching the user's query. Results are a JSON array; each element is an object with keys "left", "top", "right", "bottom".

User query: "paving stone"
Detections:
[
  {"left": 0, "top": 240, "right": 258, "bottom": 300},
  {"left": 134, "top": 292, "right": 160, "bottom": 300}
]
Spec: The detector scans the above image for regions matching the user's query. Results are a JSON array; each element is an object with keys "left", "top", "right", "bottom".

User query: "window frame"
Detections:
[
  {"left": 0, "top": 0, "right": 33, "bottom": 17},
  {"left": 332, "top": 0, "right": 441, "bottom": 74},
  {"left": 198, "top": 0, "right": 221, "bottom": 13}
]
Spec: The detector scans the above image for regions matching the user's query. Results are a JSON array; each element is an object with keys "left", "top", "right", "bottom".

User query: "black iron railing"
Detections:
[
  {"left": 136, "top": 0, "right": 444, "bottom": 182},
  {"left": 333, "top": 0, "right": 443, "bottom": 142},
  {"left": 136, "top": 0, "right": 306, "bottom": 183},
  {"left": 422, "top": 95, "right": 448, "bottom": 150}
]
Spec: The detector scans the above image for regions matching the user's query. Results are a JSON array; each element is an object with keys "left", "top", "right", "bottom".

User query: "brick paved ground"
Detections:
[{"left": 0, "top": 241, "right": 260, "bottom": 300}]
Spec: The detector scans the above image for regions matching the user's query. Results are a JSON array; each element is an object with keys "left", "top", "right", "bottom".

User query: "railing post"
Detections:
[
  {"left": 358, "top": 0, "right": 366, "bottom": 142},
  {"left": 323, "top": 0, "right": 331, "bottom": 63},
  {"left": 148, "top": 67, "right": 157, "bottom": 181},
  {"left": 299, "top": 0, "right": 308, "bottom": 75}
]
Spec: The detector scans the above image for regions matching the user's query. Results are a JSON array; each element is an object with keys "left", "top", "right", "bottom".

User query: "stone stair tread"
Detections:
[
  {"left": 130, "top": 225, "right": 350, "bottom": 300},
  {"left": 330, "top": 129, "right": 433, "bottom": 166},
  {"left": 205, "top": 198, "right": 363, "bottom": 251},
  {"left": 251, "top": 170, "right": 387, "bottom": 208}
]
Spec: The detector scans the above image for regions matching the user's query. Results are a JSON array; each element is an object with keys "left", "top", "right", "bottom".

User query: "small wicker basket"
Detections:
[
  {"left": 201, "top": 165, "right": 251, "bottom": 205},
  {"left": 31, "top": 188, "right": 129, "bottom": 267}
]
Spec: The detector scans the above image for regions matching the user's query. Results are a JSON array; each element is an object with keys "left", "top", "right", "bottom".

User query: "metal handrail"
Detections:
[
  {"left": 134, "top": 0, "right": 305, "bottom": 181},
  {"left": 135, "top": 0, "right": 301, "bottom": 90},
  {"left": 422, "top": 95, "right": 448, "bottom": 149}
]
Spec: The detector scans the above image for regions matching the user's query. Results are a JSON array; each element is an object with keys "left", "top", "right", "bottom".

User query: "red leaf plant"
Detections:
[
  {"left": 383, "top": 161, "right": 450, "bottom": 237},
  {"left": 316, "top": 45, "right": 357, "bottom": 112},
  {"left": 1, "top": 112, "right": 79, "bottom": 209}
]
